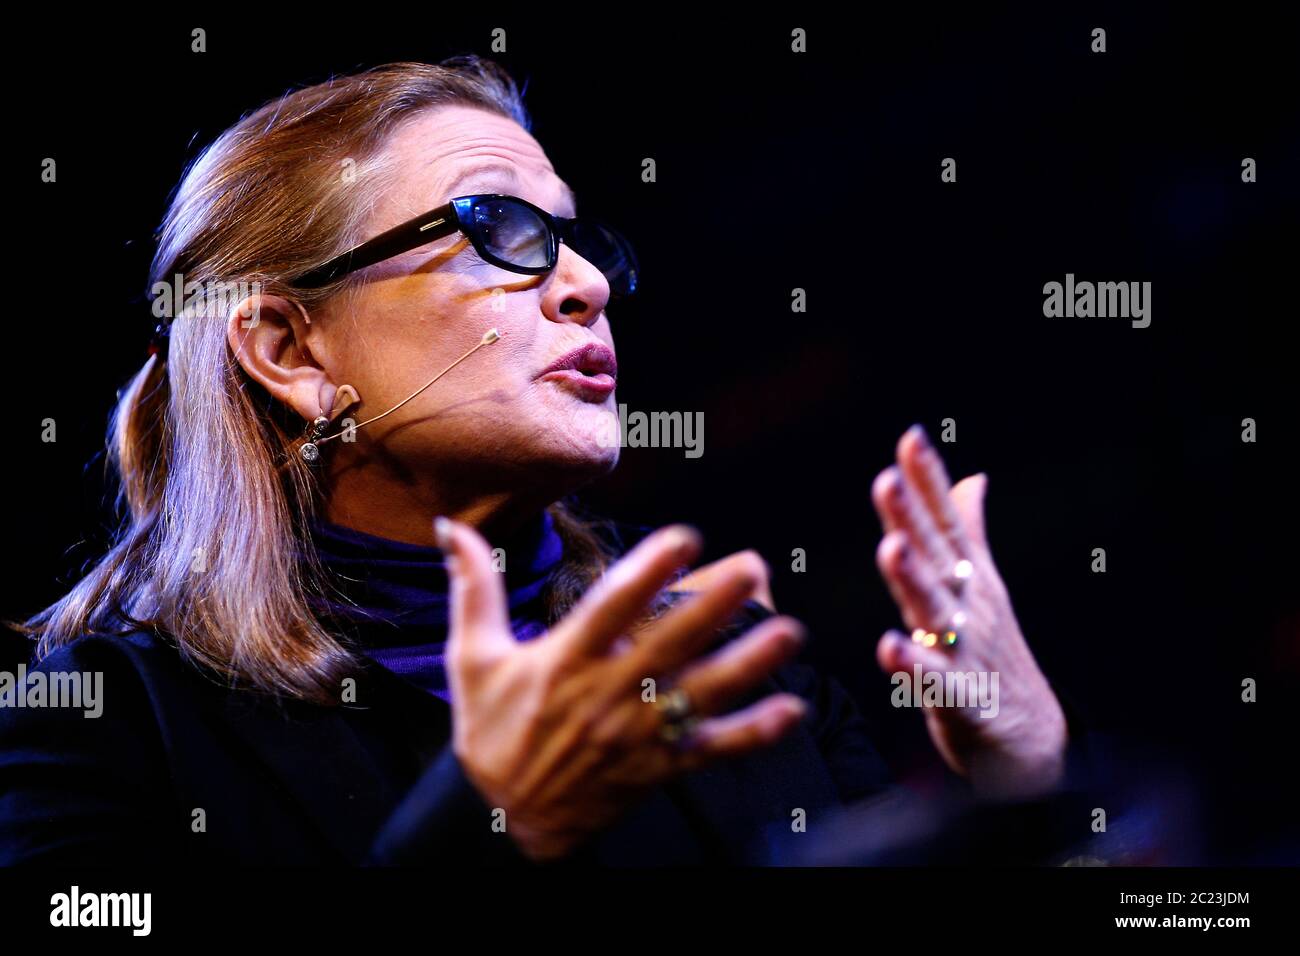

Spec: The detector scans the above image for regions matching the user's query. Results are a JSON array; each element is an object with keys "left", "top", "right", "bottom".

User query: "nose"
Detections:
[{"left": 540, "top": 243, "right": 610, "bottom": 328}]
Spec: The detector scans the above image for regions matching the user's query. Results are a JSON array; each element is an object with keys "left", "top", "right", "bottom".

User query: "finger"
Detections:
[
  {"left": 436, "top": 516, "right": 513, "bottom": 663},
  {"left": 612, "top": 551, "right": 767, "bottom": 688},
  {"left": 876, "top": 627, "right": 953, "bottom": 678},
  {"left": 950, "top": 473, "right": 990, "bottom": 550},
  {"left": 669, "top": 550, "right": 776, "bottom": 613},
  {"left": 876, "top": 529, "right": 960, "bottom": 634},
  {"left": 872, "top": 464, "right": 958, "bottom": 569},
  {"left": 874, "top": 530, "right": 914, "bottom": 618},
  {"left": 878, "top": 630, "right": 975, "bottom": 773},
  {"left": 554, "top": 524, "right": 704, "bottom": 658},
  {"left": 671, "top": 693, "right": 808, "bottom": 772},
  {"left": 897, "top": 425, "right": 974, "bottom": 560},
  {"left": 673, "top": 615, "right": 807, "bottom": 716},
  {"left": 871, "top": 466, "right": 903, "bottom": 535}
]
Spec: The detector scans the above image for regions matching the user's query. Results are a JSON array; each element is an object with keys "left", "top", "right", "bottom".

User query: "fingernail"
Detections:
[
  {"left": 783, "top": 626, "right": 807, "bottom": 651},
  {"left": 667, "top": 525, "right": 702, "bottom": 560},
  {"left": 433, "top": 515, "right": 454, "bottom": 551},
  {"left": 887, "top": 467, "right": 906, "bottom": 499},
  {"left": 910, "top": 424, "right": 931, "bottom": 449}
]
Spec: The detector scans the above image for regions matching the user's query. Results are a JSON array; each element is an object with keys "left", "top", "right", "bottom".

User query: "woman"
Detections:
[{"left": 0, "top": 56, "right": 1071, "bottom": 865}]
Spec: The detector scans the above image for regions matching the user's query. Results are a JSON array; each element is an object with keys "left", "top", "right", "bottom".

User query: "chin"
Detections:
[
  {"left": 544, "top": 403, "right": 620, "bottom": 458},
  {"left": 528, "top": 418, "right": 621, "bottom": 485},
  {"left": 547, "top": 434, "right": 621, "bottom": 476}
]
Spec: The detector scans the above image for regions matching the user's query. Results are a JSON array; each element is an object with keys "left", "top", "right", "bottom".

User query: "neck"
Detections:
[
  {"left": 307, "top": 498, "right": 565, "bottom": 695},
  {"left": 322, "top": 472, "right": 561, "bottom": 547}
]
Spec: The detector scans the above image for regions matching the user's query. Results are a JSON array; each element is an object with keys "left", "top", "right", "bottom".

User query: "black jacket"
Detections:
[{"left": 0, "top": 601, "right": 894, "bottom": 865}]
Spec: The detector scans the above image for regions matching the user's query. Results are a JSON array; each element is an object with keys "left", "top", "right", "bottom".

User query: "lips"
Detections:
[
  {"left": 539, "top": 342, "right": 618, "bottom": 379},
  {"left": 537, "top": 342, "right": 618, "bottom": 399}
]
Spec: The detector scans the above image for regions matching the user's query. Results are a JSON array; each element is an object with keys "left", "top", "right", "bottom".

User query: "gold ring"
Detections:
[
  {"left": 912, "top": 610, "right": 967, "bottom": 651},
  {"left": 653, "top": 686, "right": 699, "bottom": 744}
]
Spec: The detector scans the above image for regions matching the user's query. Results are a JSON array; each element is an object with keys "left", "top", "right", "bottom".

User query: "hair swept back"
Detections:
[{"left": 11, "top": 57, "right": 623, "bottom": 706}]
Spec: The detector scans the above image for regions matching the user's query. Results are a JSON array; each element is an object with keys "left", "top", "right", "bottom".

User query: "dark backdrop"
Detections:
[{"left": 6, "top": 7, "right": 1297, "bottom": 863}]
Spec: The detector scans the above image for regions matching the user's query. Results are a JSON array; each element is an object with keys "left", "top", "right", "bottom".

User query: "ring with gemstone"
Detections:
[{"left": 912, "top": 610, "right": 966, "bottom": 651}]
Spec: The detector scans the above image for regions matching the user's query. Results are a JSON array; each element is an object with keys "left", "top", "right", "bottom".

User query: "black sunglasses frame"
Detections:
[{"left": 292, "top": 193, "right": 639, "bottom": 297}]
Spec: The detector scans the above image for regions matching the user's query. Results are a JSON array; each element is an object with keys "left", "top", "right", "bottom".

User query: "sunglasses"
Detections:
[{"left": 292, "top": 193, "right": 639, "bottom": 298}]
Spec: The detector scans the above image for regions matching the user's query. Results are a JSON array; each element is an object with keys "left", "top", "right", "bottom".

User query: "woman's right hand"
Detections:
[{"left": 436, "top": 517, "right": 810, "bottom": 862}]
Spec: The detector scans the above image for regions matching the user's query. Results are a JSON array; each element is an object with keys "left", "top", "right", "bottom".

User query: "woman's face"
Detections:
[{"left": 310, "top": 105, "right": 621, "bottom": 515}]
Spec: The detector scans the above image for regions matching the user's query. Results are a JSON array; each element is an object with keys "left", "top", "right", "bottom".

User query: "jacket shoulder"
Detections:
[
  {"left": 17, "top": 627, "right": 177, "bottom": 671},
  {"left": 0, "top": 630, "right": 183, "bottom": 864}
]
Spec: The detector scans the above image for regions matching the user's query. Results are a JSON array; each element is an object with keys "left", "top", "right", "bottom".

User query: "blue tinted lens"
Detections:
[
  {"left": 471, "top": 198, "right": 637, "bottom": 296},
  {"left": 471, "top": 198, "right": 551, "bottom": 268},
  {"left": 569, "top": 220, "right": 638, "bottom": 297}
]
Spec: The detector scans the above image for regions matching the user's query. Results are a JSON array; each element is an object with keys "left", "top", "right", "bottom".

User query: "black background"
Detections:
[{"left": 5, "top": 7, "right": 1297, "bottom": 863}]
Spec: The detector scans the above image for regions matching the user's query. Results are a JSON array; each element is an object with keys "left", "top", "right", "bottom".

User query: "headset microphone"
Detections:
[{"left": 296, "top": 327, "right": 502, "bottom": 464}]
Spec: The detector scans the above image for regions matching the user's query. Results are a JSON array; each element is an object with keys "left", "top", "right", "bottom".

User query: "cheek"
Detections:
[{"left": 381, "top": 289, "right": 534, "bottom": 396}]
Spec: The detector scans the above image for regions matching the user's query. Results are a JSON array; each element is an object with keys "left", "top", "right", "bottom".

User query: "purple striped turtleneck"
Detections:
[{"left": 309, "top": 510, "right": 565, "bottom": 701}]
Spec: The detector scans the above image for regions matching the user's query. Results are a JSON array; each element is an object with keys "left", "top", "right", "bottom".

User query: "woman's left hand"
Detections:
[{"left": 872, "top": 425, "right": 1070, "bottom": 799}]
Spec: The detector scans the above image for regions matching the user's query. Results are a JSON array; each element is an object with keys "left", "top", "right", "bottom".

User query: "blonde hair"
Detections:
[{"left": 12, "top": 58, "right": 620, "bottom": 705}]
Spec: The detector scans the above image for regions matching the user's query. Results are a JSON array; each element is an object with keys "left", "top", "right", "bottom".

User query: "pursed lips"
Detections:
[
  {"left": 537, "top": 342, "right": 618, "bottom": 380},
  {"left": 536, "top": 342, "right": 618, "bottom": 398}
]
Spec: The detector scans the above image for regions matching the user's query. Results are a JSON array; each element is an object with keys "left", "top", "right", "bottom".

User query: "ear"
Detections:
[{"left": 226, "top": 294, "right": 334, "bottom": 423}]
